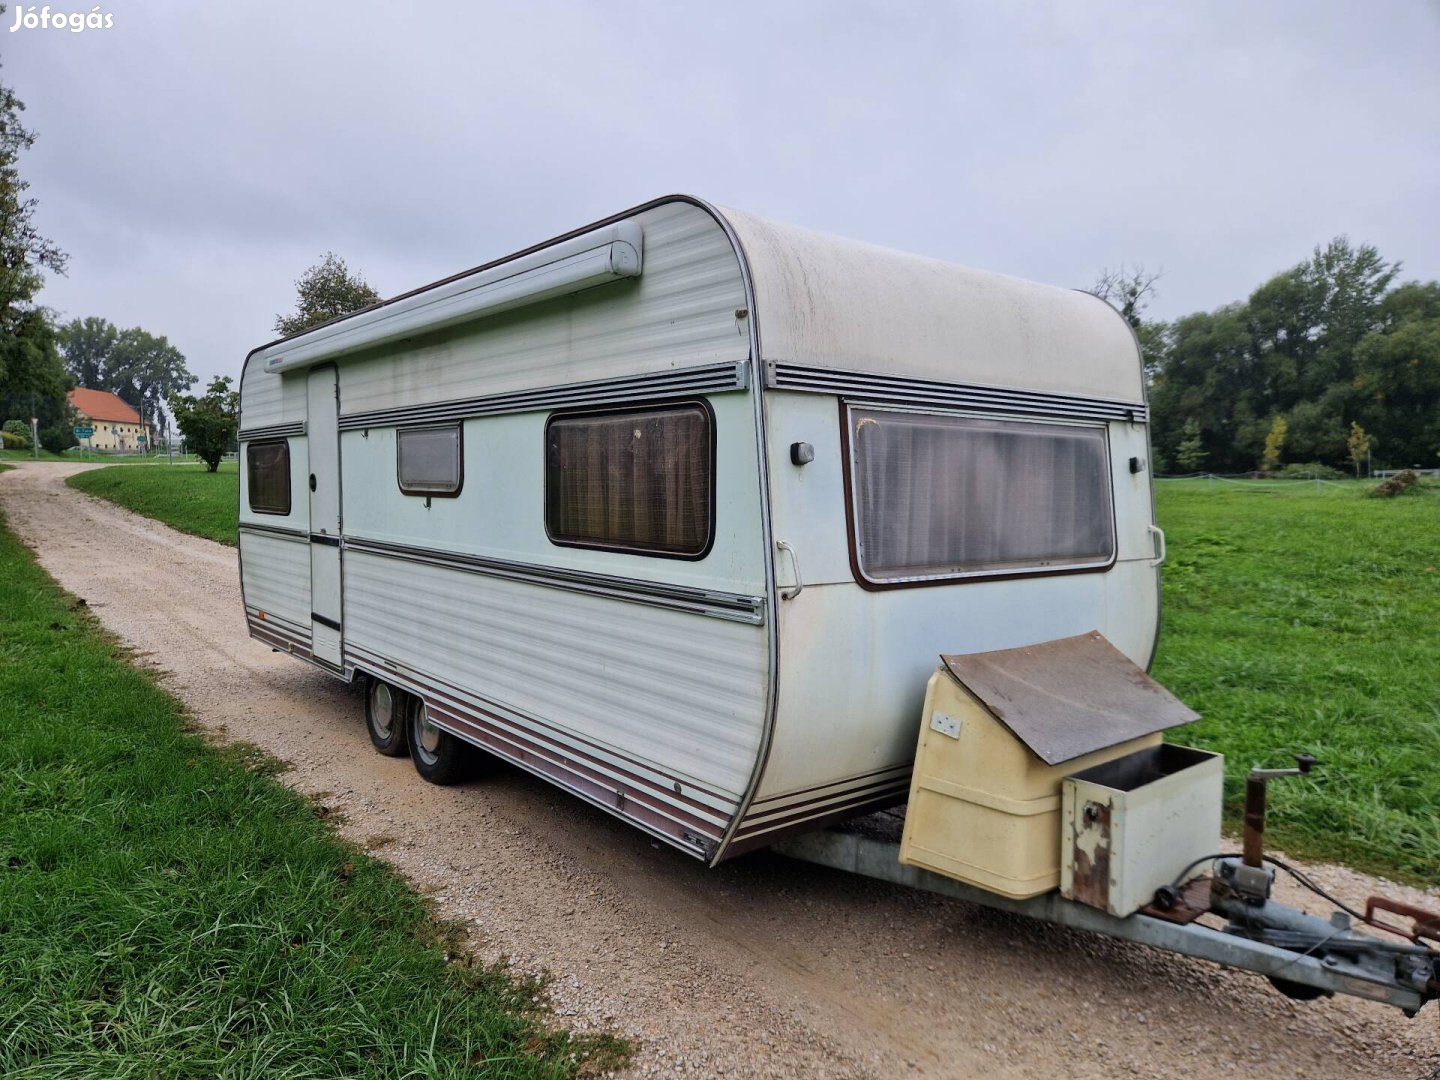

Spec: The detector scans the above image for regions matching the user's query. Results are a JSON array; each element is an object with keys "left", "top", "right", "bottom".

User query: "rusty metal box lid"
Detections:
[{"left": 940, "top": 631, "right": 1199, "bottom": 766}]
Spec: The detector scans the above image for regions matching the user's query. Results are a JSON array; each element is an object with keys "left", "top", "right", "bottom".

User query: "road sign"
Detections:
[
  {"left": 73, "top": 426, "right": 94, "bottom": 438},
  {"left": 137, "top": 434, "right": 147, "bottom": 444}
]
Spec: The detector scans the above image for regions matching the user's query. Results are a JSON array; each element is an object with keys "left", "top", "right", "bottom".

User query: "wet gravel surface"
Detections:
[{"left": 4, "top": 460, "right": 1438, "bottom": 1079}]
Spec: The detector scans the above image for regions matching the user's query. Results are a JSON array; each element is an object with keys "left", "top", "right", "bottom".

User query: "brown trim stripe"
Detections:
[
  {"left": 748, "top": 763, "right": 912, "bottom": 809},
  {"left": 346, "top": 645, "right": 733, "bottom": 849}
]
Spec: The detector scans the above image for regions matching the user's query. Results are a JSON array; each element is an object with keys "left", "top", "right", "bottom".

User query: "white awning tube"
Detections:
[{"left": 258, "top": 220, "right": 643, "bottom": 375}]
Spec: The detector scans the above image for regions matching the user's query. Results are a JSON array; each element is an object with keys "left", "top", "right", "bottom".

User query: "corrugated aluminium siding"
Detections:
[
  {"left": 337, "top": 202, "right": 750, "bottom": 415},
  {"left": 239, "top": 531, "right": 311, "bottom": 631},
  {"left": 343, "top": 551, "right": 769, "bottom": 804}
]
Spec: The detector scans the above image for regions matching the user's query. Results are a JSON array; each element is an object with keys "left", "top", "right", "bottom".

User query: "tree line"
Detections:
[{"left": 1104, "top": 240, "right": 1440, "bottom": 475}]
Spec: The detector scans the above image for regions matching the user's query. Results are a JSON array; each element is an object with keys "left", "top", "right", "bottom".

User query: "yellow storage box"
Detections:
[{"left": 898, "top": 632, "right": 1199, "bottom": 900}]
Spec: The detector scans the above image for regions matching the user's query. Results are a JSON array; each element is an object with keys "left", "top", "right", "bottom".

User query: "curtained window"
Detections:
[
  {"left": 545, "top": 403, "right": 712, "bottom": 557},
  {"left": 246, "top": 440, "right": 291, "bottom": 515},
  {"left": 849, "top": 408, "right": 1114, "bottom": 582}
]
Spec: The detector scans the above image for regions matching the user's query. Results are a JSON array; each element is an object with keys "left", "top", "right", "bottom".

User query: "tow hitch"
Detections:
[{"left": 1149, "top": 755, "right": 1440, "bottom": 1013}]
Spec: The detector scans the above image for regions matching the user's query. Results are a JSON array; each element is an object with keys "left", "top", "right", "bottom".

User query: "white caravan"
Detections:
[{"left": 237, "top": 195, "right": 1160, "bottom": 864}]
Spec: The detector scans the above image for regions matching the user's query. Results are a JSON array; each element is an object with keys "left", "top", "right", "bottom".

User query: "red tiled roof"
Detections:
[{"left": 68, "top": 387, "right": 142, "bottom": 424}]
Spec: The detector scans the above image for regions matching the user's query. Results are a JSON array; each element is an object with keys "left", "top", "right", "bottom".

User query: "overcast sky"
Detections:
[{"left": 7, "top": 0, "right": 1439, "bottom": 389}]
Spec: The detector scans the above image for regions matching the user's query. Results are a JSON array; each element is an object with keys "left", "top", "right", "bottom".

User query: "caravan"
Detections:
[{"left": 237, "top": 195, "right": 1159, "bottom": 865}]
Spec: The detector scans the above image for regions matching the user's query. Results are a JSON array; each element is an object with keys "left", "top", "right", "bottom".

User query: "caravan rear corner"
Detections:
[{"left": 237, "top": 195, "right": 1160, "bottom": 865}]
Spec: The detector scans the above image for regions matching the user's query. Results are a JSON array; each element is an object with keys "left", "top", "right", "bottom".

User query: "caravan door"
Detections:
[{"left": 306, "top": 365, "right": 343, "bottom": 667}]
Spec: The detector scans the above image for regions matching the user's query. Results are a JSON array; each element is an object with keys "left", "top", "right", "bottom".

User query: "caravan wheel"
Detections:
[
  {"left": 365, "top": 678, "right": 410, "bottom": 757},
  {"left": 408, "top": 698, "right": 474, "bottom": 786}
]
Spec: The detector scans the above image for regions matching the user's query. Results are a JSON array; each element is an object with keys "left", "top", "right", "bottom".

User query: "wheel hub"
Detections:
[
  {"left": 370, "top": 683, "right": 394, "bottom": 737},
  {"left": 419, "top": 709, "right": 441, "bottom": 755}
]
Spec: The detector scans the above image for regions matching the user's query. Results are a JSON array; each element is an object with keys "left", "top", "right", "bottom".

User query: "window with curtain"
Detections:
[
  {"left": 545, "top": 403, "right": 713, "bottom": 557},
  {"left": 246, "top": 439, "right": 291, "bottom": 515},
  {"left": 397, "top": 425, "right": 463, "bottom": 496},
  {"left": 849, "top": 408, "right": 1114, "bottom": 582}
]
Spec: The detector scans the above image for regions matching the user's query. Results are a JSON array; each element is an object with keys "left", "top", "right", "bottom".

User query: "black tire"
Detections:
[
  {"left": 365, "top": 678, "right": 410, "bottom": 757},
  {"left": 408, "top": 697, "right": 474, "bottom": 785}
]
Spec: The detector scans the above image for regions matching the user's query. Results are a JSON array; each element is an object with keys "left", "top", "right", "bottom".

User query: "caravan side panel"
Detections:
[
  {"left": 332, "top": 202, "right": 771, "bottom": 858},
  {"left": 237, "top": 370, "right": 313, "bottom": 657}
]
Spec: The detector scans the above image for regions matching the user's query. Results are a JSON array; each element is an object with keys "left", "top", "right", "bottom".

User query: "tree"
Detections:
[
  {"left": 1174, "top": 418, "right": 1206, "bottom": 473},
  {"left": 1147, "top": 238, "right": 1429, "bottom": 473},
  {"left": 1092, "top": 265, "right": 1167, "bottom": 380},
  {"left": 0, "top": 306, "right": 70, "bottom": 441},
  {"left": 1353, "top": 282, "right": 1440, "bottom": 468},
  {"left": 0, "top": 12, "right": 68, "bottom": 432},
  {"left": 274, "top": 253, "right": 380, "bottom": 336},
  {"left": 0, "top": 26, "right": 66, "bottom": 337},
  {"left": 1261, "top": 415, "right": 1288, "bottom": 473},
  {"left": 58, "top": 315, "right": 118, "bottom": 388},
  {"left": 1092, "top": 265, "right": 1163, "bottom": 331},
  {"left": 170, "top": 376, "right": 238, "bottom": 472},
  {"left": 1347, "top": 422, "right": 1372, "bottom": 478},
  {"left": 57, "top": 318, "right": 194, "bottom": 441},
  {"left": 105, "top": 327, "right": 194, "bottom": 441}
]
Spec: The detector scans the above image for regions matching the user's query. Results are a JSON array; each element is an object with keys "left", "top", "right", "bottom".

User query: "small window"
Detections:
[
  {"left": 545, "top": 402, "right": 713, "bottom": 558},
  {"left": 397, "top": 425, "right": 463, "bottom": 496},
  {"left": 848, "top": 408, "right": 1114, "bottom": 584},
  {"left": 247, "top": 439, "right": 291, "bottom": 515}
]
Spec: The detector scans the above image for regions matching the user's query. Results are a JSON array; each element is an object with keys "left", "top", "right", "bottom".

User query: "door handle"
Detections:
[
  {"left": 775, "top": 540, "right": 803, "bottom": 600},
  {"left": 1147, "top": 524, "right": 1166, "bottom": 568},
  {"left": 309, "top": 473, "right": 317, "bottom": 492}
]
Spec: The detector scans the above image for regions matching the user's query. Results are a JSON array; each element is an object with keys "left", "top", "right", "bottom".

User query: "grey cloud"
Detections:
[{"left": 6, "top": 0, "right": 1437, "bottom": 386}]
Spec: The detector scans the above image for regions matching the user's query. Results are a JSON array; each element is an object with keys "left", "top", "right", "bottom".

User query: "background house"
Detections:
[{"left": 67, "top": 388, "right": 153, "bottom": 452}]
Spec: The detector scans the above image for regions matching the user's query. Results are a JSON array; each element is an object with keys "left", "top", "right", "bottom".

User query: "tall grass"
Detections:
[
  {"left": 1153, "top": 479, "right": 1440, "bottom": 884},
  {"left": 0, "top": 511, "right": 627, "bottom": 1077}
]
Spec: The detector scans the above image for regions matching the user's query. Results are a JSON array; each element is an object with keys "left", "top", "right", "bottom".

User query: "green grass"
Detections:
[
  {"left": 0, "top": 447, "right": 73, "bottom": 461},
  {"left": 68, "top": 463, "right": 239, "bottom": 545},
  {"left": 1152, "top": 478, "right": 1440, "bottom": 884},
  {"left": 0, "top": 511, "right": 628, "bottom": 1078},
  {"left": 0, "top": 450, "right": 203, "bottom": 464}
]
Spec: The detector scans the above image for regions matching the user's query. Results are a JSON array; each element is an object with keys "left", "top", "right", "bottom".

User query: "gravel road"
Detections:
[{"left": 4, "top": 459, "right": 1438, "bottom": 1079}]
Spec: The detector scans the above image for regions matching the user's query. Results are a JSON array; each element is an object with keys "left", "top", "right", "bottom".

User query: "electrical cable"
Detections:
[{"left": 1166, "top": 852, "right": 1421, "bottom": 944}]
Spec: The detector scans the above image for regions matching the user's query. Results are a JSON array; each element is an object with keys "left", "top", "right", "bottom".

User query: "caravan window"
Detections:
[
  {"left": 847, "top": 408, "right": 1114, "bottom": 584},
  {"left": 545, "top": 402, "right": 713, "bottom": 559},
  {"left": 397, "top": 425, "right": 463, "bottom": 496},
  {"left": 246, "top": 440, "right": 291, "bottom": 515}
]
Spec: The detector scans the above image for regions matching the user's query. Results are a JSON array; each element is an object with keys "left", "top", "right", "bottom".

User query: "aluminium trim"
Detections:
[
  {"left": 747, "top": 762, "right": 913, "bottom": 812},
  {"left": 245, "top": 607, "right": 310, "bottom": 642},
  {"left": 239, "top": 521, "right": 309, "bottom": 542},
  {"left": 337, "top": 361, "right": 751, "bottom": 431},
  {"left": 707, "top": 201, "right": 782, "bottom": 866},
  {"left": 767, "top": 362, "right": 1147, "bottom": 423},
  {"left": 733, "top": 777, "right": 913, "bottom": 838},
  {"left": 342, "top": 536, "right": 766, "bottom": 625},
  {"left": 238, "top": 421, "right": 306, "bottom": 440}
]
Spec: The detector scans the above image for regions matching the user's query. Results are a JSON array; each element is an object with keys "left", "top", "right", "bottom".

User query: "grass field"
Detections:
[
  {"left": 0, "top": 510, "right": 626, "bottom": 1077},
  {"left": 68, "top": 462, "right": 238, "bottom": 544},
  {"left": 1152, "top": 478, "right": 1440, "bottom": 884}
]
